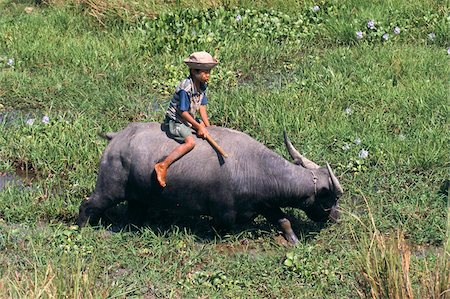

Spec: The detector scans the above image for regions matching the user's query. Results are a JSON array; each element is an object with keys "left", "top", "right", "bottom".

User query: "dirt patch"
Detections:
[
  {"left": 214, "top": 235, "right": 290, "bottom": 255},
  {"left": 214, "top": 241, "right": 256, "bottom": 255}
]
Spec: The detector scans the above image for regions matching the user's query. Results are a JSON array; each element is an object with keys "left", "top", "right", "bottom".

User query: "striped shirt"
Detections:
[{"left": 166, "top": 77, "right": 208, "bottom": 126}]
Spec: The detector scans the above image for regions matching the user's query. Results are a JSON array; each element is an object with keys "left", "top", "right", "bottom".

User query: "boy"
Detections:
[{"left": 155, "top": 51, "right": 218, "bottom": 187}]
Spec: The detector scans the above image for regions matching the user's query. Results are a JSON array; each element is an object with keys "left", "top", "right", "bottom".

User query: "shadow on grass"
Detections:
[
  {"left": 438, "top": 179, "right": 449, "bottom": 197},
  {"left": 91, "top": 203, "right": 328, "bottom": 245}
]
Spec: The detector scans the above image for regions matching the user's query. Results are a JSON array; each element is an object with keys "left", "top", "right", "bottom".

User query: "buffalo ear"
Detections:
[
  {"left": 283, "top": 131, "right": 320, "bottom": 169},
  {"left": 98, "top": 132, "right": 117, "bottom": 141}
]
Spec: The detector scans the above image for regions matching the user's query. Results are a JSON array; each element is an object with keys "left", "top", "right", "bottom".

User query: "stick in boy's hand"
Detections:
[{"left": 205, "top": 134, "right": 228, "bottom": 158}]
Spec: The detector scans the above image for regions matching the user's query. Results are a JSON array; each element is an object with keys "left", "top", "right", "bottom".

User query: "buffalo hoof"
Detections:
[
  {"left": 285, "top": 233, "right": 299, "bottom": 245},
  {"left": 278, "top": 218, "right": 299, "bottom": 245}
]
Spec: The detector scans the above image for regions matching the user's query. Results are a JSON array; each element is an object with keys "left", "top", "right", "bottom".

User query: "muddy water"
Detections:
[
  {"left": 0, "top": 111, "right": 39, "bottom": 191},
  {"left": 0, "top": 173, "right": 20, "bottom": 190},
  {"left": 0, "top": 169, "right": 35, "bottom": 191}
]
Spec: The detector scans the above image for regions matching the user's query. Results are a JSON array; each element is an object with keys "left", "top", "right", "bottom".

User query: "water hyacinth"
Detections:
[
  {"left": 235, "top": 14, "right": 242, "bottom": 22},
  {"left": 26, "top": 118, "right": 34, "bottom": 125},
  {"left": 356, "top": 31, "right": 363, "bottom": 40},
  {"left": 344, "top": 107, "right": 353, "bottom": 115},
  {"left": 342, "top": 143, "right": 350, "bottom": 151},
  {"left": 382, "top": 33, "right": 389, "bottom": 41},
  {"left": 358, "top": 149, "right": 369, "bottom": 159},
  {"left": 367, "top": 20, "right": 375, "bottom": 30},
  {"left": 428, "top": 32, "right": 436, "bottom": 40},
  {"left": 447, "top": 48, "right": 450, "bottom": 55},
  {"left": 313, "top": 5, "right": 320, "bottom": 12},
  {"left": 7, "top": 58, "right": 14, "bottom": 66},
  {"left": 354, "top": 138, "right": 361, "bottom": 145},
  {"left": 42, "top": 115, "right": 50, "bottom": 124},
  {"left": 393, "top": 26, "right": 401, "bottom": 35}
]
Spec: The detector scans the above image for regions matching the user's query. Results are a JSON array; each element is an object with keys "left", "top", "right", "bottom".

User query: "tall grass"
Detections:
[
  {"left": 350, "top": 195, "right": 449, "bottom": 298},
  {"left": 355, "top": 228, "right": 449, "bottom": 298},
  {"left": 1, "top": 260, "right": 114, "bottom": 298}
]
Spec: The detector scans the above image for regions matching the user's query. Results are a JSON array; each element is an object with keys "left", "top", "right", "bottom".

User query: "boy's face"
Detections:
[{"left": 193, "top": 69, "right": 211, "bottom": 83}]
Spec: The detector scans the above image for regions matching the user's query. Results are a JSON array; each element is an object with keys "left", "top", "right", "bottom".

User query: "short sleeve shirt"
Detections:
[{"left": 166, "top": 77, "right": 208, "bottom": 126}]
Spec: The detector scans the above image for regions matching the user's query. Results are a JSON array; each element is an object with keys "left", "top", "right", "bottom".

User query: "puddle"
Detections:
[
  {"left": 0, "top": 172, "right": 21, "bottom": 191},
  {"left": 0, "top": 110, "right": 27, "bottom": 126},
  {"left": 0, "top": 168, "right": 35, "bottom": 191},
  {"left": 0, "top": 110, "right": 47, "bottom": 127}
]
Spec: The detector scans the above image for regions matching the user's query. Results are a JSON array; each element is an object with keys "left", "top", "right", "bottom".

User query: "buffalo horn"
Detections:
[
  {"left": 326, "top": 163, "right": 344, "bottom": 196},
  {"left": 283, "top": 131, "right": 320, "bottom": 169}
]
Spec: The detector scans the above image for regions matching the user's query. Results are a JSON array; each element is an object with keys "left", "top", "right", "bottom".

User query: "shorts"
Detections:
[{"left": 167, "top": 119, "right": 193, "bottom": 142}]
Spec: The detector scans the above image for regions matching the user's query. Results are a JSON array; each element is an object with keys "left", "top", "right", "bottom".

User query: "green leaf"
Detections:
[
  {"left": 286, "top": 251, "right": 294, "bottom": 260},
  {"left": 284, "top": 259, "right": 293, "bottom": 267}
]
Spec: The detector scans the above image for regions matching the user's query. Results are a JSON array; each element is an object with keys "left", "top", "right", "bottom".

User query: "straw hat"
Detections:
[{"left": 184, "top": 51, "right": 218, "bottom": 70}]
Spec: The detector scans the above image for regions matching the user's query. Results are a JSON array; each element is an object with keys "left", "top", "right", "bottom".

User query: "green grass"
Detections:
[{"left": 0, "top": 0, "right": 449, "bottom": 297}]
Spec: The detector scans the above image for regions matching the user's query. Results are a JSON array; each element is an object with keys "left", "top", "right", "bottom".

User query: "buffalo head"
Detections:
[{"left": 284, "top": 132, "right": 343, "bottom": 223}]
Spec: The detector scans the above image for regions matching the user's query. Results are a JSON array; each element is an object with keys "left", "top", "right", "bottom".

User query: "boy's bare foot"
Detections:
[{"left": 154, "top": 162, "right": 167, "bottom": 187}]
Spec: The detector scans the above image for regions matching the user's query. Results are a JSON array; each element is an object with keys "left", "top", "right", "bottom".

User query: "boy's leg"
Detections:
[{"left": 155, "top": 136, "right": 195, "bottom": 187}]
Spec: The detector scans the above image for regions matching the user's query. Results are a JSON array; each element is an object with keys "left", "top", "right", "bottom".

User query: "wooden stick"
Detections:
[{"left": 205, "top": 134, "right": 229, "bottom": 158}]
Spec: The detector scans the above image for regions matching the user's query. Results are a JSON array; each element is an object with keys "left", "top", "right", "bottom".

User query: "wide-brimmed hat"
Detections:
[{"left": 184, "top": 51, "right": 218, "bottom": 70}]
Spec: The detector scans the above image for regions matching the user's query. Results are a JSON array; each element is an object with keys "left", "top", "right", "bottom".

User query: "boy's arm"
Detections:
[
  {"left": 180, "top": 111, "right": 208, "bottom": 138},
  {"left": 199, "top": 105, "right": 210, "bottom": 127},
  {"left": 178, "top": 90, "right": 208, "bottom": 137}
]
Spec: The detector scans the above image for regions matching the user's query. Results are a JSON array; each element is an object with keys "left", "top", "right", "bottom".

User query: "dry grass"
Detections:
[
  {"left": 361, "top": 230, "right": 449, "bottom": 299},
  {"left": 38, "top": 0, "right": 305, "bottom": 25},
  {"left": 350, "top": 195, "right": 449, "bottom": 299},
  {"left": 357, "top": 229, "right": 414, "bottom": 299},
  {"left": 0, "top": 259, "right": 112, "bottom": 298}
]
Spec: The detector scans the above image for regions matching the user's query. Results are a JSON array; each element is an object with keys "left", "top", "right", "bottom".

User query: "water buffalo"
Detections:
[{"left": 77, "top": 122, "right": 343, "bottom": 244}]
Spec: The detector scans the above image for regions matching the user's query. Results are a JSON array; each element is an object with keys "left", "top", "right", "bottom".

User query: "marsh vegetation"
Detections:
[{"left": 0, "top": 0, "right": 448, "bottom": 297}]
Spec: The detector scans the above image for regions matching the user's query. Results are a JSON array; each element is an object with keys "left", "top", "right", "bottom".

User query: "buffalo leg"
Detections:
[
  {"left": 126, "top": 200, "right": 149, "bottom": 226},
  {"left": 262, "top": 207, "right": 299, "bottom": 245},
  {"left": 210, "top": 204, "right": 236, "bottom": 234},
  {"left": 78, "top": 155, "right": 128, "bottom": 227},
  {"left": 77, "top": 193, "right": 124, "bottom": 227}
]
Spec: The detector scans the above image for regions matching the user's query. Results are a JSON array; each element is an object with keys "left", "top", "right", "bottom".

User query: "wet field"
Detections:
[
  {"left": 0, "top": 111, "right": 43, "bottom": 191},
  {"left": 0, "top": 173, "right": 18, "bottom": 191},
  {"left": 0, "top": 170, "right": 33, "bottom": 191}
]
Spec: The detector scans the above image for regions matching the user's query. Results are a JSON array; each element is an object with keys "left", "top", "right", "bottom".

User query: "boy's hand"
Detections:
[{"left": 196, "top": 126, "right": 208, "bottom": 139}]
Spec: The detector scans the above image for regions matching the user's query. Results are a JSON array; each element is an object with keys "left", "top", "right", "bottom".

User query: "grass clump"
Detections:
[{"left": 350, "top": 203, "right": 449, "bottom": 298}]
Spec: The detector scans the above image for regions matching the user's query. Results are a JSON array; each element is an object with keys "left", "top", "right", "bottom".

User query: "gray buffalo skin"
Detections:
[{"left": 77, "top": 122, "right": 343, "bottom": 244}]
